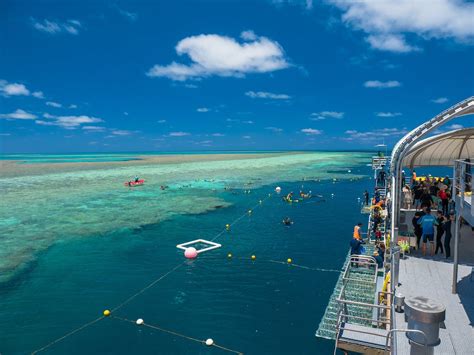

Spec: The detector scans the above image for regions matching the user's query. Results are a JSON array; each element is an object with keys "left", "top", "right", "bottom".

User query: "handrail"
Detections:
[{"left": 384, "top": 329, "right": 428, "bottom": 354}]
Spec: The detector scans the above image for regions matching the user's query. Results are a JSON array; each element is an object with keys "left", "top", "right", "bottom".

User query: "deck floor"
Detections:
[{"left": 395, "top": 255, "right": 474, "bottom": 354}]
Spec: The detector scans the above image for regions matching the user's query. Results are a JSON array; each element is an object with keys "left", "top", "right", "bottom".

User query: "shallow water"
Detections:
[{"left": 0, "top": 152, "right": 373, "bottom": 354}]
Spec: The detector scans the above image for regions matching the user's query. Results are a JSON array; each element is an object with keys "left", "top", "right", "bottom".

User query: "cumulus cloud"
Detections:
[
  {"left": 37, "top": 113, "right": 103, "bottom": 129},
  {"left": 376, "top": 112, "right": 402, "bottom": 117},
  {"left": 432, "top": 97, "right": 449, "bottom": 104},
  {"left": 46, "top": 101, "right": 62, "bottom": 108},
  {"left": 197, "top": 107, "right": 210, "bottom": 112},
  {"left": 0, "top": 80, "right": 45, "bottom": 99},
  {"left": 211, "top": 133, "right": 225, "bottom": 137},
  {"left": 329, "top": 0, "right": 474, "bottom": 52},
  {"left": 364, "top": 80, "right": 401, "bottom": 88},
  {"left": 147, "top": 31, "right": 289, "bottom": 81},
  {"left": 0, "top": 109, "right": 37, "bottom": 120},
  {"left": 157, "top": 119, "right": 167, "bottom": 123},
  {"left": 32, "top": 19, "right": 82, "bottom": 35},
  {"left": 168, "top": 131, "right": 190, "bottom": 137},
  {"left": 310, "top": 111, "right": 344, "bottom": 120},
  {"left": 301, "top": 128, "right": 322, "bottom": 135},
  {"left": 245, "top": 91, "right": 291, "bottom": 99}
]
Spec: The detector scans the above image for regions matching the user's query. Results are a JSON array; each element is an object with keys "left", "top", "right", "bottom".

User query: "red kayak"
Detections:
[{"left": 124, "top": 179, "right": 145, "bottom": 187}]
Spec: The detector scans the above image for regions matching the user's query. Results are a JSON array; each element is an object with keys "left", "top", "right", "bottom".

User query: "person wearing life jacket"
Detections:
[
  {"left": 353, "top": 222, "right": 363, "bottom": 240},
  {"left": 134, "top": 175, "right": 140, "bottom": 183}
]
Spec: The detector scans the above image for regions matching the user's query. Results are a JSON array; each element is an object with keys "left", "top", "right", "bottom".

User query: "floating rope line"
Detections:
[
  {"left": 113, "top": 316, "right": 244, "bottom": 354},
  {"left": 211, "top": 193, "right": 273, "bottom": 243},
  {"left": 266, "top": 259, "right": 341, "bottom": 273},
  {"left": 31, "top": 316, "right": 105, "bottom": 354},
  {"left": 31, "top": 193, "right": 271, "bottom": 354}
]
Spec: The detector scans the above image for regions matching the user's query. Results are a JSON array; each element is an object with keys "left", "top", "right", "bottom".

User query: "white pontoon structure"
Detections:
[{"left": 316, "top": 96, "right": 473, "bottom": 354}]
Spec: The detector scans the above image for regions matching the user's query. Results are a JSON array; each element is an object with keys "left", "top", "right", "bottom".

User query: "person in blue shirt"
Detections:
[{"left": 418, "top": 208, "right": 438, "bottom": 256}]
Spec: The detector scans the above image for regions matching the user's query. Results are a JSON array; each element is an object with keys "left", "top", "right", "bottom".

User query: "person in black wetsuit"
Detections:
[
  {"left": 420, "top": 188, "right": 433, "bottom": 210},
  {"left": 364, "top": 190, "right": 369, "bottom": 206},
  {"left": 444, "top": 212, "right": 454, "bottom": 259},
  {"left": 412, "top": 211, "right": 424, "bottom": 250},
  {"left": 435, "top": 210, "right": 445, "bottom": 255}
]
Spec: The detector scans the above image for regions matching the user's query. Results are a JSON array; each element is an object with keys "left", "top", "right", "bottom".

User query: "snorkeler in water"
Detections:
[{"left": 283, "top": 217, "right": 293, "bottom": 226}]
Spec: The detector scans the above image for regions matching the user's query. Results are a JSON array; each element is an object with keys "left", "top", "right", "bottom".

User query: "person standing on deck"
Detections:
[
  {"left": 353, "top": 222, "right": 363, "bottom": 240},
  {"left": 412, "top": 211, "right": 424, "bottom": 250},
  {"left": 411, "top": 170, "right": 417, "bottom": 186},
  {"left": 435, "top": 210, "right": 445, "bottom": 255},
  {"left": 438, "top": 187, "right": 449, "bottom": 216},
  {"left": 364, "top": 190, "right": 369, "bottom": 206},
  {"left": 444, "top": 212, "right": 455, "bottom": 259},
  {"left": 418, "top": 208, "right": 438, "bottom": 256}
]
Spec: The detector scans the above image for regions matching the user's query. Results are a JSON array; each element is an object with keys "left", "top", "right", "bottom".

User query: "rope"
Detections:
[
  {"left": 211, "top": 194, "right": 272, "bottom": 243},
  {"left": 31, "top": 194, "right": 269, "bottom": 354},
  {"left": 31, "top": 316, "right": 104, "bottom": 354},
  {"left": 114, "top": 316, "right": 243, "bottom": 354},
  {"left": 266, "top": 259, "right": 341, "bottom": 273}
]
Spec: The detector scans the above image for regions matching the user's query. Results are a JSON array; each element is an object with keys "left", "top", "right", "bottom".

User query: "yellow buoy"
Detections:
[
  {"left": 227, "top": 253, "right": 232, "bottom": 258},
  {"left": 226, "top": 224, "right": 230, "bottom": 230},
  {"left": 251, "top": 255, "right": 256, "bottom": 260},
  {"left": 103, "top": 310, "right": 111, "bottom": 317},
  {"left": 287, "top": 258, "right": 292, "bottom": 264}
]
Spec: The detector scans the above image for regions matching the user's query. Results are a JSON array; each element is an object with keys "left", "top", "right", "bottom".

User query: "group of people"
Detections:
[
  {"left": 350, "top": 222, "right": 385, "bottom": 268},
  {"left": 402, "top": 172, "right": 453, "bottom": 215},
  {"left": 412, "top": 207, "right": 455, "bottom": 258}
]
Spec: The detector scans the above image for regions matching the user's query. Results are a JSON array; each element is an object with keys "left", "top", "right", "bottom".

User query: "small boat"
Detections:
[{"left": 124, "top": 179, "right": 145, "bottom": 187}]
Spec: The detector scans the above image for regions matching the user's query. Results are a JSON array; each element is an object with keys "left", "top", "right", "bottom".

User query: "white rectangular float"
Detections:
[{"left": 176, "top": 239, "right": 222, "bottom": 254}]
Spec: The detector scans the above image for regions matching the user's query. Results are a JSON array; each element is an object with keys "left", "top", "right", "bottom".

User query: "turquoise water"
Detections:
[{"left": 0, "top": 152, "right": 373, "bottom": 354}]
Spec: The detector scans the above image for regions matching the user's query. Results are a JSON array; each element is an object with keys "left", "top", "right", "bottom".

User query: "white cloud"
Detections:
[
  {"left": 69, "top": 104, "right": 77, "bottom": 109},
  {"left": 241, "top": 30, "right": 257, "bottom": 41},
  {"left": 329, "top": 0, "right": 474, "bottom": 52},
  {"left": 0, "top": 133, "right": 11, "bottom": 136},
  {"left": 147, "top": 31, "right": 289, "bottom": 81},
  {"left": 366, "top": 34, "right": 419, "bottom": 53},
  {"left": 432, "top": 97, "right": 449, "bottom": 104},
  {"left": 245, "top": 91, "right": 291, "bottom": 100},
  {"left": 111, "top": 129, "right": 133, "bottom": 136},
  {"left": 123, "top": 112, "right": 129, "bottom": 116},
  {"left": 242, "top": 120, "right": 254, "bottom": 124},
  {"left": 310, "top": 111, "right": 344, "bottom": 120},
  {"left": 344, "top": 128, "right": 407, "bottom": 141},
  {"left": 46, "top": 101, "right": 62, "bottom": 108},
  {"left": 242, "top": 135, "right": 251, "bottom": 139},
  {"left": 376, "top": 112, "right": 402, "bottom": 117},
  {"left": 82, "top": 126, "right": 106, "bottom": 132},
  {"left": 32, "top": 19, "right": 82, "bottom": 35},
  {"left": 301, "top": 128, "right": 322, "bottom": 135},
  {"left": 364, "top": 80, "right": 401, "bottom": 88},
  {"left": 117, "top": 8, "right": 138, "bottom": 22},
  {"left": 212, "top": 133, "right": 225, "bottom": 137},
  {"left": 265, "top": 126, "right": 283, "bottom": 132},
  {"left": 0, "top": 109, "right": 37, "bottom": 120},
  {"left": 197, "top": 107, "right": 210, "bottom": 112},
  {"left": 157, "top": 119, "right": 167, "bottom": 123},
  {"left": 0, "top": 80, "right": 45, "bottom": 99},
  {"left": 447, "top": 124, "right": 463, "bottom": 130},
  {"left": 184, "top": 83, "right": 198, "bottom": 89},
  {"left": 272, "top": 0, "right": 313, "bottom": 10},
  {"left": 38, "top": 113, "right": 103, "bottom": 129},
  {"left": 168, "top": 131, "right": 190, "bottom": 137},
  {"left": 0, "top": 81, "right": 29, "bottom": 96}
]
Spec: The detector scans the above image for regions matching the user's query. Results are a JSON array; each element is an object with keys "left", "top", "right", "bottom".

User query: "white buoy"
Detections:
[
  {"left": 348, "top": 170, "right": 351, "bottom": 173},
  {"left": 136, "top": 318, "right": 144, "bottom": 325},
  {"left": 275, "top": 186, "right": 281, "bottom": 193},
  {"left": 205, "top": 338, "right": 214, "bottom": 346}
]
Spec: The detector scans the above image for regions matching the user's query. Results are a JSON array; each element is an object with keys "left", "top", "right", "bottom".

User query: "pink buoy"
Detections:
[{"left": 184, "top": 247, "right": 198, "bottom": 259}]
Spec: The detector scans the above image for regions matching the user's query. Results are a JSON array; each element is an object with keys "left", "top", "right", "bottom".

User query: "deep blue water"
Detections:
[{"left": 0, "top": 171, "right": 373, "bottom": 354}]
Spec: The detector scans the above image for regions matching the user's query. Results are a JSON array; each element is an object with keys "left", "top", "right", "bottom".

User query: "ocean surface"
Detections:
[{"left": 0, "top": 151, "right": 374, "bottom": 354}]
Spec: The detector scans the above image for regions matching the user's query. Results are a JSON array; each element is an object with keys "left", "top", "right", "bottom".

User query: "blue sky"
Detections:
[{"left": 1, "top": 0, "right": 473, "bottom": 153}]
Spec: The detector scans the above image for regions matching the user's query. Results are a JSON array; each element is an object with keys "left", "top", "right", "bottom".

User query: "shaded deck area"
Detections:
[{"left": 395, "top": 255, "right": 474, "bottom": 353}]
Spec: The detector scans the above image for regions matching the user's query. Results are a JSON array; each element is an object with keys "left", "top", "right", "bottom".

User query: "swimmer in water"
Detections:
[{"left": 282, "top": 217, "right": 293, "bottom": 226}]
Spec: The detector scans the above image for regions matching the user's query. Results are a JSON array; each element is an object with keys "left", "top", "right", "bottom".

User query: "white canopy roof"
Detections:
[{"left": 402, "top": 128, "right": 474, "bottom": 168}]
